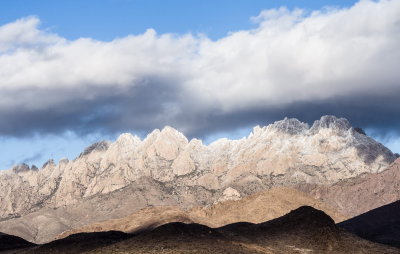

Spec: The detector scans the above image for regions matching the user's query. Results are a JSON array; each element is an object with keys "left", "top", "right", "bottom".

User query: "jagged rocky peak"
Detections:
[
  {"left": 42, "top": 159, "right": 55, "bottom": 169},
  {"left": 270, "top": 117, "right": 310, "bottom": 135},
  {"left": 12, "top": 163, "right": 30, "bottom": 173},
  {"left": 159, "top": 126, "right": 188, "bottom": 142},
  {"left": 146, "top": 126, "right": 188, "bottom": 146},
  {"left": 42, "top": 159, "right": 56, "bottom": 168},
  {"left": 59, "top": 157, "right": 69, "bottom": 164},
  {"left": 251, "top": 125, "right": 265, "bottom": 137},
  {"left": 310, "top": 115, "right": 351, "bottom": 133},
  {"left": 116, "top": 133, "right": 141, "bottom": 145},
  {"left": 253, "top": 115, "right": 352, "bottom": 136},
  {"left": 153, "top": 126, "right": 189, "bottom": 160},
  {"left": 188, "top": 138, "right": 203, "bottom": 146},
  {"left": 112, "top": 133, "right": 142, "bottom": 153},
  {"left": 79, "top": 140, "right": 111, "bottom": 157},
  {"left": 140, "top": 126, "right": 188, "bottom": 147},
  {"left": 12, "top": 163, "right": 39, "bottom": 173}
]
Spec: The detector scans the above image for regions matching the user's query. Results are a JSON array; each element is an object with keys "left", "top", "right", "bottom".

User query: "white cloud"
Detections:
[
  {"left": 0, "top": 16, "right": 61, "bottom": 52},
  {"left": 0, "top": 0, "right": 399, "bottom": 136},
  {"left": 191, "top": 0, "right": 400, "bottom": 110}
]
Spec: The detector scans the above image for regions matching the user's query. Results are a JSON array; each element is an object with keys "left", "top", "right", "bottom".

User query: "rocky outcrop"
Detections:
[
  {"left": 12, "top": 163, "right": 32, "bottom": 173},
  {"left": 79, "top": 141, "right": 111, "bottom": 158},
  {"left": 0, "top": 115, "right": 396, "bottom": 243}
]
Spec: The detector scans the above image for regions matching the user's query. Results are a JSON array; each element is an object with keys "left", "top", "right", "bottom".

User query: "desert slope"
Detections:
[
  {"left": 298, "top": 158, "right": 400, "bottom": 217},
  {"left": 57, "top": 187, "right": 346, "bottom": 239}
]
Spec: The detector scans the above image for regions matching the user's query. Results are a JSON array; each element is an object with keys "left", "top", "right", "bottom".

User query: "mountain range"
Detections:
[{"left": 0, "top": 115, "right": 399, "bottom": 252}]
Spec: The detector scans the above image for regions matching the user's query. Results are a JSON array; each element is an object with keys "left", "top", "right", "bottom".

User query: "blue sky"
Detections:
[
  {"left": 1, "top": 0, "right": 358, "bottom": 41},
  {"left": 1, "top": 0, "right": 400, "bottom": 170}
]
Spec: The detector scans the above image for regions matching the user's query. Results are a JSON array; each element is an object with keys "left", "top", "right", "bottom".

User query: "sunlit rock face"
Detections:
[{"left": 0, "top": 115, "right": 396, "bottom": 220}]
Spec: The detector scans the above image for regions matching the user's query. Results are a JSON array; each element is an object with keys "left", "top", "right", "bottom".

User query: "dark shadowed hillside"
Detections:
[
  {"left": 0, "top": 232, "right": 35, "bottom": 252},
  {"left": 339, "top": 200, "right": 400, "bottom": 248}
]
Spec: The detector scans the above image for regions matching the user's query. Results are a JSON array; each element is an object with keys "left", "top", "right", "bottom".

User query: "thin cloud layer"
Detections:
[{"left": 0, "top": 0, "right": 400, "bottom": 138}]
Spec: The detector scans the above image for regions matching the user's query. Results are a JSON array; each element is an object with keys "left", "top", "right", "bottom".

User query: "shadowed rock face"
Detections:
[
  {"left": 9, "top": 206, "right": 399, "bottom": 254},
  {"left": 338, "top": 200, "right": 400, "bottom": 248},
  {"left": 12, "top": 164, "right": 30, "bottom": 173},
  {"left": 41, "top": 159, "right": 55, "bottom": 169},
  {"left": 354, "top": 127, "right": 367, "bottom": 135},
  {"left": 12, "top": 164, "right": 40, "bottom": 173},
  {"left": 0, "top": 115, "right": 397, "bottom": 244},
  {"left": 79, "top": 141, "right": 111, "bottom": 157}
]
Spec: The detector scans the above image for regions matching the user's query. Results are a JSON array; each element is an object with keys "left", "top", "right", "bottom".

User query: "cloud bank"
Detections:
[{"left": 1, "top": 0, "right": 400, "bottom": 139}]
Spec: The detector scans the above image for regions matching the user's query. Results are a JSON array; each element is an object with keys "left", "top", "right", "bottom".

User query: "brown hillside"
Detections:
[{"left": 58, "top": 187, "right": 345, "bottom": 239}]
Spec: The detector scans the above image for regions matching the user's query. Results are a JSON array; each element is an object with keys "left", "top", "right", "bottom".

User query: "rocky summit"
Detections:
[{"left": 0, "top": 115, "right": 397, "bottom": 244}]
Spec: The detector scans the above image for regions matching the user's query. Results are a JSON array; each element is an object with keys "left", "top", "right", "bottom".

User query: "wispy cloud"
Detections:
[{"left": 0, "top": 0, "right": 399, "bottom": 139}]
